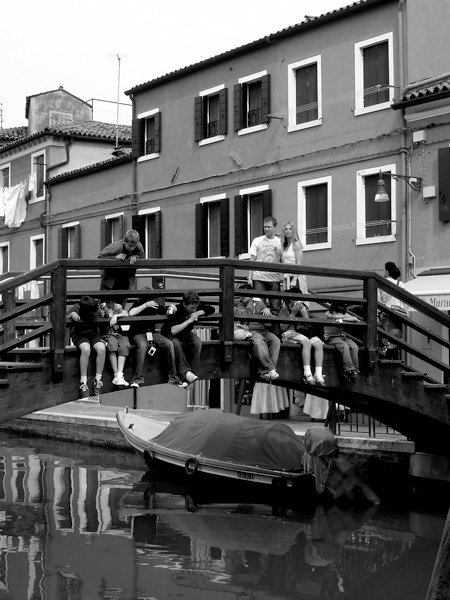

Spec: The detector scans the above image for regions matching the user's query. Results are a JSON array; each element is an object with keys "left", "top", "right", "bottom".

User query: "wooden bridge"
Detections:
[{"left": 1, "top": 259, "right": 450, "bottom": 455}]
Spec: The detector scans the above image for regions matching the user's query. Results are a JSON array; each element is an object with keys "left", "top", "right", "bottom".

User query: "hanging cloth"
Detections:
[{"left": 4, "top": 182, "right": 27, "bottom": 228}]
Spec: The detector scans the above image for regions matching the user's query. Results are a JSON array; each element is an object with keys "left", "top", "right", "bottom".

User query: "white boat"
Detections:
[{"left": 116, "top": 408, "right": 310, "bottom": 488}]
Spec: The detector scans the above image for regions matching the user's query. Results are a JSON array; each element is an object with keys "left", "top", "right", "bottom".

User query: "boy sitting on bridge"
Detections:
[
  {"left": 324, "top": 302, "right": 360, "bottom": 383},
  {"left": 67, "top": 295, "right": 106, "bottom": 399},
  {"left": 279, "top": 287, "right": 326, "bottom": 386}
]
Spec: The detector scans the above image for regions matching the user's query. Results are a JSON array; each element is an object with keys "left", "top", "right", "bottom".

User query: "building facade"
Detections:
[{"left": 8, "top": 0, "right": 450, "bottom": 293}]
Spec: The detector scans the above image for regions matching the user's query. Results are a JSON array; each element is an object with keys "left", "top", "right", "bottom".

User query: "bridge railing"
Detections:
[{"left": 1, "top": 258, "right": 450, "bottom": 384}]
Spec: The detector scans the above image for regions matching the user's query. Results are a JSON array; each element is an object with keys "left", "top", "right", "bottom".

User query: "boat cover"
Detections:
[{"left": 151, "top": 410, "right": 306, "bottom": 472}]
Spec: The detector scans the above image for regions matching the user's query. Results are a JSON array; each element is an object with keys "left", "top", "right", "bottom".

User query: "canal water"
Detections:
[{"left": 0, "top": 431, "right": 446, "bottom": 600}]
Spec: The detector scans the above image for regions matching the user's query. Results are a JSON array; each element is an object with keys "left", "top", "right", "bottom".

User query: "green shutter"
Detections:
[
  {"left": 234, "top": 195, "right": 247, "bottom": 255},
  {"left": 154, "top": 211, "right": 162, "bottom": 258},
  {"left": 220, "top": 198, "right": 230, "bottom": 257},
  {"left": 131, "top": 118, "right": 145, "bottom": 158},
  {"left": 153, "top": 111, "right": 161, "bottom": 153},
  {"left": 195, "top": 203, "right": 205, "bottom": 258},
  {"left": 194, "top": 96, "right": 203, "bottom": 142},
  {"left": 219, "top": 88, "right": 228, "bottom": 135},
  {"left": 100, "top": 220, "right": 107, "bottom": 251},
  {"left": 233, "top": 84, "right": 242, "bottom": 131},
  {"left": 261, "top": 74, "right": 271, "bottom": 124},
  {"left": 438, "top": 147, "right": 450, "bottom": 222},
  {"left": 74, "top": 224, "right": 81, "bottom": 258},
  {"left": 262, "top": 189, "right": 273, "bottom": 221}
]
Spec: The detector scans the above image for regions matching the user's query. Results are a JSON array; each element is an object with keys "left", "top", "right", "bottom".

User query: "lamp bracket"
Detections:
[{"left": 389, "top": 173, "right": 423, "bottom": 192}]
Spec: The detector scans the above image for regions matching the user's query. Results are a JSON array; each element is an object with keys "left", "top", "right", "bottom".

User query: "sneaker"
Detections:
[
  {"left": 314, "top": 374, "right": 326, "bottom": 386},
  {"left": 93, "top": 379, "right": 103, "bottom": 395},
  {"left": 343, "top": 369, "right": 357, "bottom": 383},
  {"left": 177, "top": 380, "right": 189, "bottom": 389},
  {"left": 303, "top": 374, "right": 316, "bottom": 385},
  {"left": 185, "top": 371, "right": 199, "bottom": 384},
  {"left": 112, "top": 374, "right": 129, "bottom": 387},
  {"left": 79, "top": 382, "right": 90, "bottom": 399},
  {"left": 130, "top": 381, "right": 140, "bottom": 388},
  {"left": 268, "top": 370, "right": 280, "bottom": 380}
]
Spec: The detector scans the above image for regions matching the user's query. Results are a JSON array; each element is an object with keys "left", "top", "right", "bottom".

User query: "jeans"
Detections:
[
  {"left": 131, "top": 332, "right": 178, "bottom": 383},
  {"left": 250, "top": 330, "right": 280, "bottom": 375},
  {"left": 165, "top": 332, "right": 202, "bottom": 378},
  {"left": 327, "top": 335, "right": 359, "bottom": 372},
  {"left": 252, "top": 280, "right": 282, "bottom": 335}
]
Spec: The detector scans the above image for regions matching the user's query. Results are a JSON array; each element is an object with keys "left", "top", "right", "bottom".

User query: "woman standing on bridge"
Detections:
[{"left": 281, "top": 221, "right": 308, "bottom": 294}]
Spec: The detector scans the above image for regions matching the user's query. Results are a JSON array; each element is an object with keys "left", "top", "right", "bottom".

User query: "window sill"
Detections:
[
  {"left": 354, "top": 102, "right": 392, "bottom": 116},
  {"left": 237, "top": 124, "right": 268, "bottom": 136},
  {"left": 303, "top": 242, "right": 331, "bottom": 251},
  {"left": 137, "top": 153, "right": 160, "bottom": 163},
  {"left": 199, "top": 135, "right": 225, "bottom": 147},
  {"left": 288, "top": 118, "right": 322, "bottom": 133},
  {"left": 29, "top": 197, "right": 44, "bottom": 204},
  {"left": 355, "top": 235, "right": 395, "bottom": 246}
]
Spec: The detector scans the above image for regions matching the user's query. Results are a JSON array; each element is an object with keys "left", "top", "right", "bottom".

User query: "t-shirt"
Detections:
[
  {"left": 161, "top": 301, "right": 215, "bottom": 339},
  {"left": 249, "top": 235, "right": 283, "bottom": 282}
]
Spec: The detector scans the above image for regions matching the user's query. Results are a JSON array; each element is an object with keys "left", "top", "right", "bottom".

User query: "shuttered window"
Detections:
[
  {"left": 100, "top": 215, "right": 124, "bottom": 250},
  {"left": 364, "top": 173, "right": 391, "bottom": 237},
  {"left": 195, "top": 87, "right": 227, "bottom": 143},
  {"left": 295, "top": 63, "right": 318, "bottom": 124},
  {"left": 234, "top": 189, "right": 272, "bottom": 255},
  {"left": 133, "top": 211, "right": 162, "bottom": 258},
  {"left": 363, "top": 42, "right": 389, "bottom": 107},
  {"left": 305, "top": 184, "right": 328, "bottom": 246},
  {"left": 234, "top": 74, "right": 270, "bottom": 132},
  {"left": 58, "top": 225, "right": 80, "bottom": 259},
  {"left": 132, "top": 111, "right": 161, "bottom": 158},
  {"left": 195, "top": 198, "right": 230, "bottom": 258}
]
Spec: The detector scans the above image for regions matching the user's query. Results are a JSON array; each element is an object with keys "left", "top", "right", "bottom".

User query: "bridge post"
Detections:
[
  {"left": 363, "top": 275, "right": 379, "bottom": 371},
  {"left": 2, "top": 290, "right": 15, "bottom": 343},
  {"left": 51, "top": 264, "right": 67, "bottom": 375},
  {"left": 219, "top": 264, "right": 235, "bottom": 365}
]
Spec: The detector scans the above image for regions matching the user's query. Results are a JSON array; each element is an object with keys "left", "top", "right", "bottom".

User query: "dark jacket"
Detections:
[
  {"left": 98, "top": 239, "right": 145, "bottom": 289},
  {"left": 161, "top": 301, "right": 215, "bottom": 339},
  {"left": 67, "top": 302, "right": 102, "bottom": 338},
  {"left": 128, "top": 301, "right": 168, "bottom": 338}
]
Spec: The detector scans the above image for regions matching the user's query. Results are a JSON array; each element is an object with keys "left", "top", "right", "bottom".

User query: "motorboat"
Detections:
[{"left": 116, "top": 408, "right": 310, "bottom": 488}]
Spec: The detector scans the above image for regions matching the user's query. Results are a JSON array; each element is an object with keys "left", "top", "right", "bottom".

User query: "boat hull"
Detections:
[{"left": 116, "top": 410, "right": 308, "bottom": 488}]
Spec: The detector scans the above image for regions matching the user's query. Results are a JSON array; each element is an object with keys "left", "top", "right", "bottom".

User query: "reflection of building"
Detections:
[{"left": 0, "top": 444, "right": 444, "bottom": 598}]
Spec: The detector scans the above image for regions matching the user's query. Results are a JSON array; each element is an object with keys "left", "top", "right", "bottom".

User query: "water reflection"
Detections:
[{"left": 0, "top": 433, "right": 444, "bottom": 600}]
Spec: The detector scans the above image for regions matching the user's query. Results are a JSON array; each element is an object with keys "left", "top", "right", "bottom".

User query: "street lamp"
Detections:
[{"left": 374, "top": 171, "right": 423, "bottom": 202}]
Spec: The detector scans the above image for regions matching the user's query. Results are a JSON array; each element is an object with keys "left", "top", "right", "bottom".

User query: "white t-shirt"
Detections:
[{"left": 249, "top": 235, "right": 283, "bottom": 282}]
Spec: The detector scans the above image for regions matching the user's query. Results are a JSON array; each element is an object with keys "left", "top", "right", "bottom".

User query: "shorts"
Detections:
[
  {"left": 72, "top": 333, "right": 105, "bottom": 348},
  {"left": 282, "top": 330, "right": 308, "bottom": 344},
  {"left": 106, "top": 333, "right": 130, "bottom": 356}
]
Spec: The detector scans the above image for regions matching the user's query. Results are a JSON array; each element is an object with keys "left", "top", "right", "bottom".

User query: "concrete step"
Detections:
[{"left": 0, "top": 361, "right": 44, "bottom": 371}]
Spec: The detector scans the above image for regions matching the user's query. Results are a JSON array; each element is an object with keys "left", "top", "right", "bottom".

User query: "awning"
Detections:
[{"left": 403, "top": 274, "right": 450, "bottom": 311}]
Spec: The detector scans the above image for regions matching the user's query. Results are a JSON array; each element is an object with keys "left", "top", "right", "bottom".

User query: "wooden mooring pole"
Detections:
[{"left": 426, "top": 506, "right": 450, "bottom": 599}]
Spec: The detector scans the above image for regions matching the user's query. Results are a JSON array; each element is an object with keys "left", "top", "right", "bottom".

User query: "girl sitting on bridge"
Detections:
[{"left": 279, "top": 288, "right": 326, "bottom": 386}]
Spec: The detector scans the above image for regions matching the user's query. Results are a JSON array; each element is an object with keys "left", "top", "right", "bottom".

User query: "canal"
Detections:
[{"left": 0, "top": 431, "right": 446, "bottom": 600}]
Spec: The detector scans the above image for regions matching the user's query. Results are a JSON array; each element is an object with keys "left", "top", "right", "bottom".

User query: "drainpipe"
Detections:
[
  {"left": 397, "top": 0, "right": 410, "bottom": 281},
  {"left": 130, "top": 94, "right": 138, "bottom": 215}
]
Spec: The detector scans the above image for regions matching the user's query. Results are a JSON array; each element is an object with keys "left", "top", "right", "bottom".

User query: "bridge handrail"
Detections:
[{"left": 1, "top": 259, "right": 449, "bottom": 385}]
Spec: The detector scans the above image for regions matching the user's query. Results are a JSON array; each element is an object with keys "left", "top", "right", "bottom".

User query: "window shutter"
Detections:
[
  {"left": 58, "top": 228, "right": 64, "bottom": 259},
  {"left": 220, "top": 198, "right": 230, "bottom": 257},
  {"left": 218, "top": 88, "right": 228, "bottom": 135},
  {"left": 131, "top": 118, "right": 145, "bottom": 158},
  {"left": 194, "top": 96, "right": 203, "bottom": 142},
  {"left": 234, "top": 195, "right": 247, "bottom": 255},
  {"left": 100, "top": 219, "right": 107, "bottom": 251},
  {"left": 132, "top": 214, "right": 142, "bottom": 237},
  {"left": 118, "top": 215, "right": 124, "bottom": 238},
  {"left": 262, "top": 189, "right": 273, "bottom": 221},
  {"left": 195, "top": 203, "right": 205, "bottom": 258},
  {"left": 261, "top": 74, "right": 271, "bottom": 124},
  {"left": 153, "top": 111, "right": 161, "bottom": 153},
  {"left": 438, "top": 147, "right": 450, "bottom": 222},
  {"left": 154, "top": 210, "right": 162, "bottom": 258},
  {"left": 233, "top": 84, "right": 242, "bottom": 131},
  {"left": 74, "top": 224, "right": 81, "bottom": 258}
]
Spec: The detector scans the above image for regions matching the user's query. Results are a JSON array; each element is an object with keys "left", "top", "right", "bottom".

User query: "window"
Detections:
[
  {"left": 133, "top": 209, "right": 161, "bottom": 258},
  {"left": 356, "top": 165, "right": 396, "bottom": 245},
  {"left": 195, "top": 194, "right": 229, "bottom": 258},
  {"left": 132, "top": 109, "right": 161, "bottom": 161},
  {"left": 100, "top": 214, "right": 124, "bottom": 249},
  {"left": 355, "top": 33, "right": 394, "bottom": 115},
  {"left": 234, "top": 186, "right": 272, "bottom": 257},
  {"left": 298, "top": 177, "right": 332, "bottom": 250},
  {"left": 0, "top": 243, "right": 9, "bottom": 274},
  {"left": 195, "top": 85, "right": 227, "bottom": 145},
  {"left": 59, "top": 222, "right": 81, "bottom": 258},
  {"left": 0, "top": 164, "right": 10, "bottom": 188},
  {"left": 31, "top": 150, "right": 46, "bottom": 202},
  {"left": 30, "top": 235, "right": 45, "bottom": 269},
  {"left": 234, "top": 71, "right": 270, "bottom": 135},
  {"left": 288, "top": 56, "right": 322, "bottom": 131}
]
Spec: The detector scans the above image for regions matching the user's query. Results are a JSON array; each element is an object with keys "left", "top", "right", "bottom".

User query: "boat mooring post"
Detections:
[{"left": 426, "top": 505, "right": 450, "bottom": 600}]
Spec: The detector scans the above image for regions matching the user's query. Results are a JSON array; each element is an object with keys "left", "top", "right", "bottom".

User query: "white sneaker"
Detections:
[
  {"left": 113, "top": 374, "right": 129, "bottom": 386},
  {"left": 185, "top": 371, "right": 199, "bottom": 384},
  {"left": 268, "top": 370, "right": 280, "bottom": 380}
]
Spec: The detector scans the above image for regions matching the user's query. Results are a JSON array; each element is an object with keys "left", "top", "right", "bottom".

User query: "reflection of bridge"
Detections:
[{"left": 1, "top": 259, "right": 449, "bottom": 455}]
